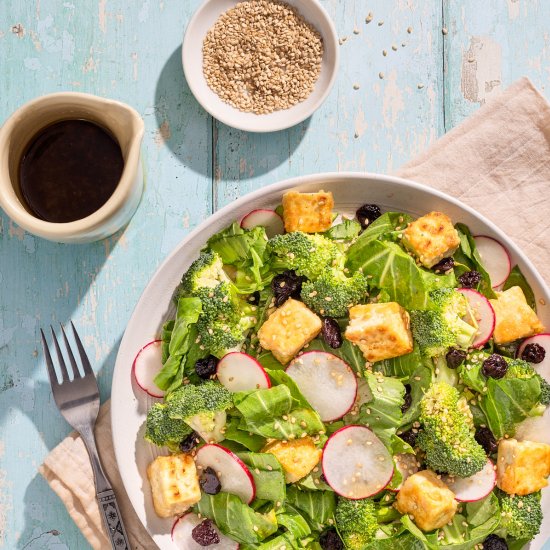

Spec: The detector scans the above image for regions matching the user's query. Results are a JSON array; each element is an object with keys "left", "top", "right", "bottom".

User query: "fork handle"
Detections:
[
  {"left": 97, "top": 489, "right": 131, "bottom": 549},
  {"left": 80, "top": 429, "right": 130, "bottom": 549}
]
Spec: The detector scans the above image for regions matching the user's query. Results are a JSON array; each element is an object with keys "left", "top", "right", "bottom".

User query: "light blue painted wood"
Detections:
[{"left": 0, "top": 0, "right": 549, "bottom": 548}]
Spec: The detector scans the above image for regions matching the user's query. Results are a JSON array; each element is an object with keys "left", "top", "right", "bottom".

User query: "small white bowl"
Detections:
[{"left": 182, "top": 0, "right": 339, "bottom": 133}]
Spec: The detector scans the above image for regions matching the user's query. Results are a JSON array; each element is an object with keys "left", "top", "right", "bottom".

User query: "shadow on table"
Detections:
[
  {"left": 16, "top": 341, "right": 121, "bottom": 549},
  {"left": 155, "top": 46, "right": 311, "bottom": 180}
]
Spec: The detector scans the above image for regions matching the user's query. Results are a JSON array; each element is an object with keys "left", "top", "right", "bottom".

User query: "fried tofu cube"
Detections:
[
  {"left": 258, "top": 298, "right": 322, "bottom": 364},
  {"left": 403, "top": 211, "right": 461, "bottom": 268},
  {"left": 282, "top": 190, "right": 334, "bottom": 233},
  {"left": 344, "top": 302, "right": 413, "bottom": 363},
  {"left": 395, "top": 470, "right": 458, "bottom": 531},
  {"left": 497, "top": 439, "right": 550, "bottom": 495},
  {"left": 263, "top": 437, "right": 322, "bottom": 483},
  {"left": 147, "top": 453, "right": 201, "bottom": 518},
  {"left": 490, "top": 286, "right": 544, "bottom": 345}
]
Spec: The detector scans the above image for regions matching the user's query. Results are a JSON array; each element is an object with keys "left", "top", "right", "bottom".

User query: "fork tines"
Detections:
[{"left": 41, "top": 323, "right": 93, "bottom": 385}]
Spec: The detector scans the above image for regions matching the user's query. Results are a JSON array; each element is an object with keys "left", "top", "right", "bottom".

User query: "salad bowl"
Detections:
[{"left": 111, "top": 172, "right": 550, "bottom": 549}]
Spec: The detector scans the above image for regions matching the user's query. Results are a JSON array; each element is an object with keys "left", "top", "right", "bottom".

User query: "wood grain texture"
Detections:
[{"left": 0, "top": 0, "right": 549, "bottom": 548}]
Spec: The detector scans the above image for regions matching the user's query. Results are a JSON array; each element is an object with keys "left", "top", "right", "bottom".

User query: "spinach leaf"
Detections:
[
  {"left": 238, "top": 452, "right": 286, "bottom": 503},
  {"left": 154, "top": 297, "right": 203, "bottom": 392},
  {"left": 276, "top": 504, "right": 311, "bottom": 538},
  {"left": 453, "top": 224, "right": 496, "bottom": 299},
  {"left": 286, "top": 486, "right": 337, "bottom": 527},
  {"left": 353, "top": 372, "right": 405, "bottom": 448},
  {"left": 503, "top": 265, "right": 537, "bottom": 310},
  {"left": 195, "top": 492, "right": 278, "bottom": 544},
  {"left": 160, "top": 320, "right": 174, "bottom": 364},
  {"left": 323, "top": 219, "right": 362, "bottom": 241},
  {"left": 224, "top": 417, "right": 266, "bottom": 452},
  {"left": 376, "top": 344, "right": 423, "bottom": 379}
]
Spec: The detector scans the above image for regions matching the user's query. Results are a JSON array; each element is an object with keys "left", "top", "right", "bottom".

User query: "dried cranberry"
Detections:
[
  {"left": 482, "top": 534, "right": 508, "bottom": 550},
  {"left": 400, "top": 429, "right": 417, "bottom": 447},
  {"left": 191, "top": 519, "right": 220, "bottom": 546},
  {"left": 458, "top": 270, "right": 482, "bottom": 288},
  {"left": 432, "top": 257, "right": 455, "bottom": 273},
  {"left": 356, "top": 204, "right": 382, "bottom": 229},
  {"left": 481, "top": 354, "right": 508, "bottom": 379},
  {"left": 475, "top": 426, "right": 498, "bottom": 455},
  {"left": 446, "top": 348, "right": 467, "bottom": 369},
  {"left": 319, "top": 528, "right": 344, "bottom": 550},
  {"left": 179, "top": 431, "right": 199, "bottom": 453},
  {"left": 199, "top": 466, "right": 222, "bottom": 495},
  {"left": 319, "top": 473, "right": 327, "bottom": 483},
  {"left": 272, "top": 270, "right": 304, "bottom": 307},
  {"left": 248, "top": 291, "right": 261, "bottom": 305},
  {"left": 194, "top": 355, "right": 218, "bottom": 379},
  {"left": 401, "top": 384, "right": 412, "bottom": 413},
  {"left": 321, "top": 317, "right": 343, "bottom": 348},
  {"left": 521, "top": 342, "right": 546, "bottom": 364}
]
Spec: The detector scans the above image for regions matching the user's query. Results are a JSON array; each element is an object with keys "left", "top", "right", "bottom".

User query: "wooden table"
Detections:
[{"left": 1, "top": 1, "right": 549, "bottom": 547}]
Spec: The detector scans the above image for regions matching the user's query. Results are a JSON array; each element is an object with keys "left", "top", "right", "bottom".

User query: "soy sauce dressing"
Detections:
[{"left": 19, "top": 119, "right": 124, "bottom": 223}]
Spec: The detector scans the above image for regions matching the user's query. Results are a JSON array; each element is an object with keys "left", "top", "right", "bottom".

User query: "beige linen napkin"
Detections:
[{"left": 40, "top": 77, "right": 550, "bottom": 549}]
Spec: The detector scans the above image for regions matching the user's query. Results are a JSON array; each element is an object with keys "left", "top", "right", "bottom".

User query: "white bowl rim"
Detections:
[
  {"left": 181, "top": 0, "right": 340, "bottom": 133},
  {"left": 111, "top": 170, "right": 550, "bottom": 547}
]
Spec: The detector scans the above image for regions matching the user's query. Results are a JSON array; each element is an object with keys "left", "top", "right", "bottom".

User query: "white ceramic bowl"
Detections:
[
  {"left": 111, "top": 172, "right": 550, "bottom": 549},
  {"left": 182, "top": 0, "right": 339, "bottom": 133}
]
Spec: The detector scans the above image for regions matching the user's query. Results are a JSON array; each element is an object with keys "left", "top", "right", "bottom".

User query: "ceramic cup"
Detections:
[{"left": 0, "top": 92, "right": 145, "bottom": 243}]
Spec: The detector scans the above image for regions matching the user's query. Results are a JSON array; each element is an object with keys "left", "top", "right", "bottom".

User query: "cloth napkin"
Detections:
[{"left": 40, "top": 77, "right": 550, "bottom": 549}]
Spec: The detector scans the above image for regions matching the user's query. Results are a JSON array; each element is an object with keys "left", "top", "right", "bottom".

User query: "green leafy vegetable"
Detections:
[
  {"left": 323, "top": 218, "right": 362, "bottom": 241},
  {"left": 195, "top": 492, "right": 278, "bottom": 544},
  {"left": 238, "top": 452, "right": 286, "bottom": 503},
  {"left": 353, "top": 372, "right": 405, "bottom": 448},
  {"left": 453, "top": 224, "right": 496, "bottom": 299},
  {"left": 286, "top": 486, "right": 336, "bottom": 529}
]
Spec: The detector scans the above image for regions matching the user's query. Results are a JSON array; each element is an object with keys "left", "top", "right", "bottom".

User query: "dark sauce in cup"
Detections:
[{"left": 19, "top": 119, "right": 124, "bottom": 223}]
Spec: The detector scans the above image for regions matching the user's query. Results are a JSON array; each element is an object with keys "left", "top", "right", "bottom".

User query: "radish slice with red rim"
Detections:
[
  {"left": 442, "top": 459, "right": 496, "bottom": 502},
  {"left": 322, "top": 425, "right": 393, "bottom": 499},
  {"left": 457, "top": 288, "right": 495, "bottom": 348},
  {"left": 171, "top": 513, "right": 239, "bottom": 549},
  {"left": 286, "top": 351, "right": 357, "bottom": 422},
  {"left": 473, "top": 235, "right": 511, "bottom": 288},
  {"left": 195, "top": 444, "right": 256, "bottom": 504},
  {"left": 132, "top": 340, "right": 164, "bottom": 398},
  {"left": 517, "top": 333, "right": 550, "bottom": 372},
  {"left": 388, "top": 453, "right": 419, "bottom": 491},
  {"left": 240, "top": 209, "right": 284, "bottom": 239},
  {"left": 217, "top": 352, "right": 271, "bottom": 392}
]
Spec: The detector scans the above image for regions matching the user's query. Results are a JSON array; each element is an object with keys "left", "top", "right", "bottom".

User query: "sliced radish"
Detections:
[
  {"left": 132, "top": 340, "right": 164, "bottom": 398},
  {"left": 240, "top": 209, "right": 284, "bottom": 239},
  {"left": 322, "top": 425, "right": 393, "bottom": 499},
  {"left": 217, "top": 352, "right": 271, "bottom": 392},
  {"left": 457, "top": 288, "right": 495, "bottom": 348},
  {"left": 286, "top": 351, "right": 357, "bottom": 422},
  {"left": 442, "top": 459, "right": 496, "bottom": 502},
  {"left": 473, "top": 235, "right": 511, "bottom": 288},
  {"left": 195, "top": 444, "right": 255, "bottom": 504},
  {"left": 388, "top": 453, "right": 420, "bottom": 492},
  {"left": 517, "top": 334, "right": 550, "bottom": 372},
  {"left": 172, "top": 513, "right": 239, "bottom": 549}
]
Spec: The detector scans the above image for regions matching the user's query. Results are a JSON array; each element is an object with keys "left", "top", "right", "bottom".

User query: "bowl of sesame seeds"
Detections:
[{"left": 182, "top": 0, "right": 339, "bottom": 132}]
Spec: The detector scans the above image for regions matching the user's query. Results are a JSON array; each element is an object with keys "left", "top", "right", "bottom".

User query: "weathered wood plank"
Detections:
[{"left": 444, "top": 0, "right": 550, "bottom": 128}]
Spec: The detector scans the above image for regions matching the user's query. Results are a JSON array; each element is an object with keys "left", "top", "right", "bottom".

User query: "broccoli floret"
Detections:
[
  {"left": 411, "top": 288, "right": 477, "bottom": 357},
  {"left": 267, "top": 232, "right": 342, "bottom": 281},
  {"left": 166, "top": 381, "right": 233, "bottom": 443},
  {"left": 498, "top": 490, "right": 543, "bottom": 541},
  {"left": 539, "top": 377, "right": 550, "bottom": 405},
  {"left": 301, "top": 268, "right": 368, "bottom": 317},
  {"left": 144, "top": 403, "right": 192, "bottom": 451},
  {"left": 335, "top": 498, "right": 378, "bottom": 549},
  {"left": 417, "top": 381, "right": 486, "bottom": 477},
  {"left": 505, "top": 358, "right": 550, "bottom": 407},
  {"left": 180, "top": 250, "right": 229, "bottom": 295}
]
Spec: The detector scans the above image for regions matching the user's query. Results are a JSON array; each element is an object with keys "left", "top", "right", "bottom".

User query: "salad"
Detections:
[{"left": 133, "top": 189, "right": 550, "bottom": 550}]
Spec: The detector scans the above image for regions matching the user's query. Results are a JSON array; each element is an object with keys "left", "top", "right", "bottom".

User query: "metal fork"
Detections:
[{"left": 41, "top": 322, "right": 130, "bottom": 550}]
